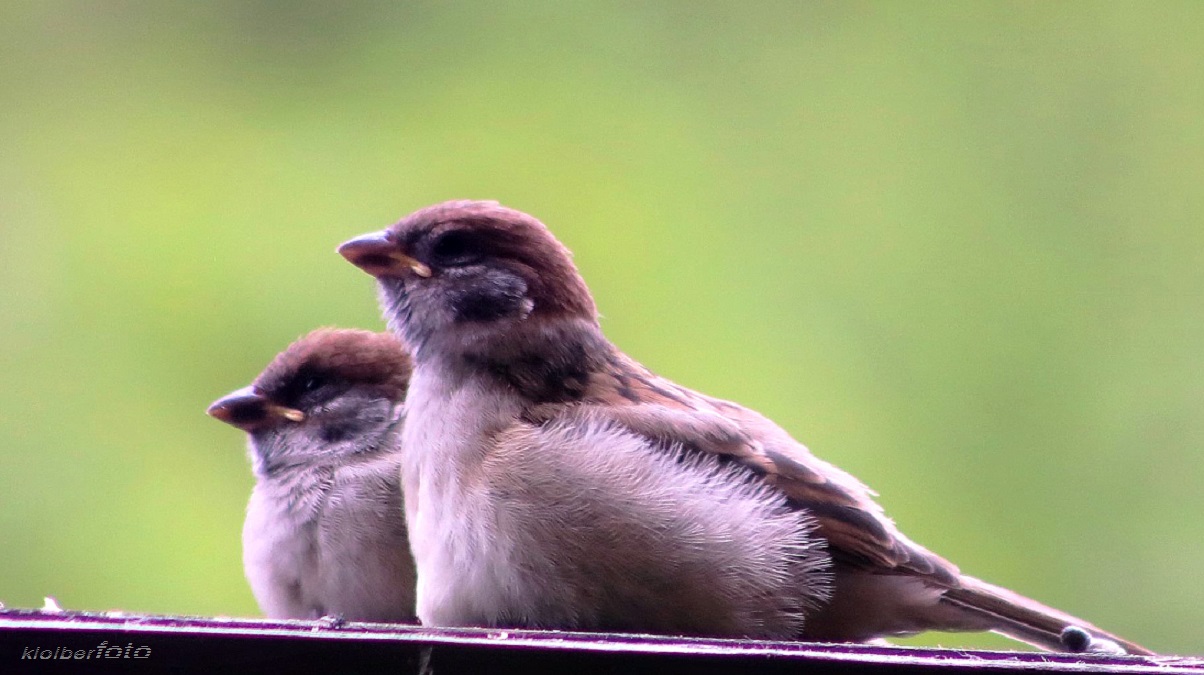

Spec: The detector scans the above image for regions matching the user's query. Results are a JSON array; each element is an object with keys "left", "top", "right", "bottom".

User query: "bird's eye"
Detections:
[
  {"left": 301, "top": 375, "right": 325, "bottom": 393},
  {"left": 431, "top": 231, "right": 481, "bottom": 266}
]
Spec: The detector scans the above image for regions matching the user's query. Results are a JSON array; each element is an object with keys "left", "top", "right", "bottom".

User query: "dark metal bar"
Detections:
[{"left": 1, "top": 608, "right": 1199, "bottom": 674}]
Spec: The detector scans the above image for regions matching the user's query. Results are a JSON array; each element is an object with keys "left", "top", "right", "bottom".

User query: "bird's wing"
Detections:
[
  {"left": 517, "top": 351, "right": 1156, "bottom": 653},
  {"left": 525, "top": 351, "right": 961, "bottom": 587}
]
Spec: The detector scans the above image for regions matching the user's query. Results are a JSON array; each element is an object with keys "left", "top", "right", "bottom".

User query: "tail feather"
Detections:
[{"left": 942, "top": 575, "right": 1153, "bottom": 655}]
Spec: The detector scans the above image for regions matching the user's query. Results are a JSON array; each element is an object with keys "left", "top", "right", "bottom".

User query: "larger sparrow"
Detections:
[
  {"left": 339, "top": 200, "right": 1149, "bottom": 653},
  {"left": 208, "top": 328, "right": 416, "bottom": 623}
]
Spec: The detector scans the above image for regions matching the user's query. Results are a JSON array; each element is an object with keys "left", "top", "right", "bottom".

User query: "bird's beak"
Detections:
[
  {"left": 338, "top": 231, "right": 432, "bottom": 279},
  {"left": 207, "top": 386, "right": 305, "bottom": 431}
]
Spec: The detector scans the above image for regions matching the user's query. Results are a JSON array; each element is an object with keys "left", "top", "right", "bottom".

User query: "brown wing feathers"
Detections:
[{"left": 573, "top": 352, "right": 962, "bottom": 586}]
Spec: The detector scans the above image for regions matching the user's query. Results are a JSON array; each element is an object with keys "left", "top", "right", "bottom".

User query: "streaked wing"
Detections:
[{"left": 528, "top": 351, "right": 961, "bottom": 587}]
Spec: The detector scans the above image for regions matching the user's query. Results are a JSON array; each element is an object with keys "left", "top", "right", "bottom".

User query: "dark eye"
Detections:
[
  {"left": 431, "top": 231, "right": 481, "bottom": 266},
  {"left": 301, "top": 375, "right": 325, "bottom": 394}
]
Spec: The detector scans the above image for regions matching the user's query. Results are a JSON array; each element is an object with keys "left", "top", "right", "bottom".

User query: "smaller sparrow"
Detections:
[{"left": 207, "top": 328, "right": 416, "bottom": 623}]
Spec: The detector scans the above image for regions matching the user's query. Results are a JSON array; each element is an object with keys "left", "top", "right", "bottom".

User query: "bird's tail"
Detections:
[{"left": 941, "top": 575, "right": 1153, "bottom": 655}]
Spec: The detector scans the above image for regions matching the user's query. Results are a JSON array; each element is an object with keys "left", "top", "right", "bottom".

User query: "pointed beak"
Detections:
[
  {"left": 207, "top": 386, "right": 305, "bottom": 431},
  {"left": 338, "top": 230, "right": 432, "bottom": 279}
]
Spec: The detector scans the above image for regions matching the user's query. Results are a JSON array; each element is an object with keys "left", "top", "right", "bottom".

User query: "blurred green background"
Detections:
[{"left": 2, "top": 1, "right": 1201, "bottom": 655}]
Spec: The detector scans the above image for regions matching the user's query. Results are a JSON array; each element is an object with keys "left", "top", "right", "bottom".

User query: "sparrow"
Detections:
[
  {"left": 207, "top": 328, "right": 417, "bottom": 623},
  {"left": 338, "top": 200, "right": 1150, "bottom": 653}
]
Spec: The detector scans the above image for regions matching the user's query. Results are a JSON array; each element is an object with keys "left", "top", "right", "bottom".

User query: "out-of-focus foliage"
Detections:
[{"left": 1, "top": 1, "right": 1201, "bottom": 654}]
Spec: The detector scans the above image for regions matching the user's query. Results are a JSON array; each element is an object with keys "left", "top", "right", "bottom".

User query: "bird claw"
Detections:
[
  {"left": 317, "top": 613, "right": 348, "bottom": 629},
  {"left": 1060, "top": 626, "right": 1126, "bottom": 655}
]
